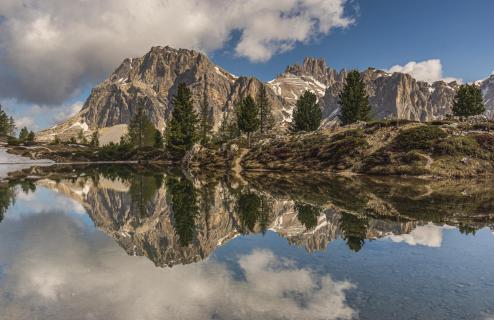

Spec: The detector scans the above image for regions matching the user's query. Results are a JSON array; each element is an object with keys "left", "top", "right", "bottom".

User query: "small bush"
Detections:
[
  {"left": 7, "top": 136, "right": 20, "bottom": 146},
  {"left": 98, "top": 142, "right": 135, "bottom": 160},
  {"left": 458, "top": 121, "right": 494, "bottom": 132},
  {"left": 331, "top": 129, "right": 364, "bottom": 142},
  {"left": 473, "top": 134, "right": 494, "bottom": 152},
  {"left": 394, "top": 125, "right": 447, "bottom": 151},
  {"left": 317, "top": 134, "right": 368, "bottom": 165},
  {"left": 361, "top": 150, "right": 392, "bottom": 171},
  {"left": 400, "top": 150, "right": 424, "bottom": 164},
  {"left": 434, "top": 136, "right": 483, "bottom": 157},
  {"left": 429, "top": 120, "right": 454, "bottom": 126},
  {"left": 366, "top": 119, "right": 415, "bottom": 129}
]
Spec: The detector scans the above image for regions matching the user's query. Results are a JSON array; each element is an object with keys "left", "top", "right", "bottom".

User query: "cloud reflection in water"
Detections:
[{"left": 0, "top": 212, "right": 356, "bottom": 320}]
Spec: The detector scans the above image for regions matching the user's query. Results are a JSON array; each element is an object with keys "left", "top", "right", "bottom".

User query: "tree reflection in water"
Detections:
[
  {"left": 166, "top": 175, "right": 198, "bottom": 247},
  {"left": 339, "top": 212, "right": 368, "bottom": 252},
  {"left": 295, "top": 202, "right": 321, "bottom": 230}
]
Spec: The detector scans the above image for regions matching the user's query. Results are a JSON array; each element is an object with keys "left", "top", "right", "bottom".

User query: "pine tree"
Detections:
[
  {"left": 154, "top": 129, "right": 164, "bottom": 148},
  {"left": 166, "top": 83, "right": 199, "bottom": 155},
  {"left": 214, "top": 109, "right": 238, "bottom": 144},
  {"left": 291, "top": 90, "right": 322, "bottom": 132},
  {"left": 236, "top": 96, "right": 259, "bottom": 147},
  {"left": 27, "top": 131, "right": 36, "bottom": 143},
  {"left": 90, "top": 130, "right": 100, "bottom": 147},
  {"left": 18, "top": 127, "right": 29, "bottom": 142},
  {"left": 338, "top": 70, "right": 371, "bottom": 125},
  {"left": 257, "top": 85, "right": 274, "bottom": 133},
  {"left": 0, "top": 108, "right": 8, "bottom": 136},
  {"left": 452, "top": 84, "right": 485, "bottom": 118},
  {"left": 8, "top": 117, "right": 15, "bottom": 136},
  {"left": 0, "top": 106, "right": 16, "bottom": 137},
  {"left": 127, "top": 107, "right": 157, "bottom": 147},
  {"left": 77, "top": 129, "right": 87, "bottom": 144},
  {"left": 53, "top": 135, "right": 61, "bottom": 145},
  {"left": 199, "top": 90, "right": 213, "bottom": 145}
]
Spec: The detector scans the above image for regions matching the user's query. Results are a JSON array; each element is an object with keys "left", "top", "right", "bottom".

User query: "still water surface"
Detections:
[{"left": 0, "top": 164, "right": 493, "bottom": 320}]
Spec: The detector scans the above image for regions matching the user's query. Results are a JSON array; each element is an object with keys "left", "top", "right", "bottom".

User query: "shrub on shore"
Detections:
[{"left": 394, "top": 125, "right": 447, "bottom": 151}]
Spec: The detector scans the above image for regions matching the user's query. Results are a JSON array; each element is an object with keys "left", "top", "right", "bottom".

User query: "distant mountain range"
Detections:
[{"left": 38, "top": 46, "right": 494, "bottom": 143}]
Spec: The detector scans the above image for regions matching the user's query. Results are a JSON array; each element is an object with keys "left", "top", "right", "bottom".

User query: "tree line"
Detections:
[
  {"left": 0, "top": 105, "right": 37, "bottom": 145},
  {"left": 51, "top": 73, "right": 485, "bottom": 153}
]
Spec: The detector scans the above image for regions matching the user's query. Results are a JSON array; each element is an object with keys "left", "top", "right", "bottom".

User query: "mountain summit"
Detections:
[{"left": 38, "top": 46, "right": 286, "bottom": 143}]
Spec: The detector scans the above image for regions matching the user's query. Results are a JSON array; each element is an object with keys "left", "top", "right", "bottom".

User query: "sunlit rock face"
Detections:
[
  {"left": 272, "top": 58, "right": 493, "bottom": 122},
  {"left": 321, "top": 68, "right": 460, "bottom": 121},
  {"left": 268, "top": 58, "right": 345, "bottom": 122},
  {"left": 481, "top": 75, "right": 494, "bottom": 118},
  {"left": 38, "top": 46, "right": 286, "bottom": 142}
]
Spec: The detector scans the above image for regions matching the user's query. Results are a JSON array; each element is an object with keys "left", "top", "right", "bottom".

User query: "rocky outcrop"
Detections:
[
  {"left": 323, "top": 68, "right": 460, "bottom": 121},
  {"left": 271, "top": 58, "right": 492, "bottom": 122},
  {"left": 268, "top": 58, "right": 345, "bottom": 121},
  {"left": 480, "top": 74, "right": 494, "bottom": 118}
]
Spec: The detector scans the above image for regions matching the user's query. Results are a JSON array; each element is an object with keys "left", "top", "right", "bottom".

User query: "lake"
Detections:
[{"left": 0, "top": 164, "right": 493, "bottom": 320}]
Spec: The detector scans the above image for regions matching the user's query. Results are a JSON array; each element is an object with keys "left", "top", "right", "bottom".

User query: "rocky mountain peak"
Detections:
[
  {"left": 38, "top": 45, "right": 287, "bottom": 143},
  {"left": 285, "top": 57, "right": 328, "bottom": 76},
  {"left": 283, "top": 57, "right": 340, "bottom": 86}
]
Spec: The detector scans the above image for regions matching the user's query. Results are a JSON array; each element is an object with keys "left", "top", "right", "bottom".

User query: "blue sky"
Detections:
[
  {"left": 216, "top": 0, "right": 494, "bottom": 82},
  {"left": 0, "top": 0, "right": 493, "bottom": 130}
]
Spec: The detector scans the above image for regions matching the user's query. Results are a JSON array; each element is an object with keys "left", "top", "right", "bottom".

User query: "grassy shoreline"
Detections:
[{"left": 4, "top": 119, "right": 494, "bottom": 178}]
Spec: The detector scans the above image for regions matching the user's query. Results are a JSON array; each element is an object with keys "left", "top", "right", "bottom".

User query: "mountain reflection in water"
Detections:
[
  {"left": 2, "top": 165, "right": 494, "bottom": 267},
  {"left": 1, "top": 165, "right": 494, "bottom": 320}
]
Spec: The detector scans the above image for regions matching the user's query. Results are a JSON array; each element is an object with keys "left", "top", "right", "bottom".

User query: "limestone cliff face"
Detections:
[
  {"left": 83, "top": 46, "right": 233, "bottom": 131},
  {"left": 320, "top": 68, "right": 459, "bottom": 121},
  {"left": 481, "top": 75, "right": 494, "bottom": 118},
  {"left": 268, "top": 58, "right": 345, "bottom": 121},
  {"left": 38, "top": 46, "right": 286, "bottom": 143},
  {"left": 274, "top": 59, "right": 491, "bottom": 122}
]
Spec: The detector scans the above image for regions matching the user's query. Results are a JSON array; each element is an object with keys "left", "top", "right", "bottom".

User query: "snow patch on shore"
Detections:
[{"left": 0, "top": 148, "right": 53, "bottom": 178}]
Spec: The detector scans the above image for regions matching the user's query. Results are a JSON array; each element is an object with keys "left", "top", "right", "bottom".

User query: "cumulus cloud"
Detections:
[
  {"left": 0, "top": 0, "right": 353, "bottom": 105},
  {"left": 387, "top": 59, "right": 462, "bottom": 84},
  {"left": 0, "top": 212, "right": 356, "bottom": 320},
  {"left": 386, "top": 223, "right": 455, "bottom": 248}
]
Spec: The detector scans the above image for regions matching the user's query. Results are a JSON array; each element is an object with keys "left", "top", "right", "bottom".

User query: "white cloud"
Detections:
[
  {"left": 0, "top": 99, "right": 83, "bottom": 130},
  {"left": 0, "top": 213, "right": 356, "bottom": 320},
  {"left": 0, "top": 0, "right": 353, "bottom": 105},
  {"left": 387, "top": 59, "right": 462, "bottom": 84},
  {"left": 4, "top": 185, "right": 86, "bottom": 221},
  {"left": 14, "top": 116, "right": 35, "bottom": 129},
  {"left": 386, "top": 223, "right": 454, "bottom": 248}
]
